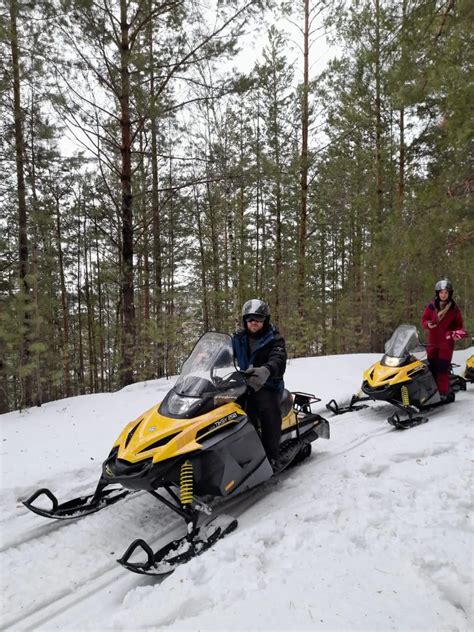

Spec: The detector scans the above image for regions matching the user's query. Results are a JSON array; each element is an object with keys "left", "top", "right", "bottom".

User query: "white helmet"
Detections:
[
  {"left": 435, "top": 278, "right": 453, "bottom": 293},
  {"left": 242, "top": 299, "right": 270, "bottom": 325}
]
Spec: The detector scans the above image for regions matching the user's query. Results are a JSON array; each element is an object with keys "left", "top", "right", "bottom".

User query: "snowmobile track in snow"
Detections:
[
  {"left": 1, "top": 542, "right": 159, "bottom": 631},
  {"left": 321, "top": 424, "right": 393, "bottom": 461},
  {"left": 0, "top": 514, "right": 80, "bottom": 554},
  {"left": 1, "top": 507, "right": 186, "bottom": 631},
  {"left": 0, "top": 490, "right": 144, "bottom": 555},
  {"left": 2, "top": 421, "right": 416, "bottom": 630},
  {"left": 1, "top": 486, "right": 270, "bottom": 630}
]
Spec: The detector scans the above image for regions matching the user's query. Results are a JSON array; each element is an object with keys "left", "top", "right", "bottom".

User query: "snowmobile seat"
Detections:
[{"left": 280, "top": 389, "right": 293, "bottom": 417}]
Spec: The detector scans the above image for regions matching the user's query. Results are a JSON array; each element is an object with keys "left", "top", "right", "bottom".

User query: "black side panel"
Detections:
[
  {"left": 406, "top": 367, "right": 439, "bottom": 407},
  {"left": 362, "top": 365, "right": 438, "bottom": 409},
  {"left": 195, "top": 420, "right": 270, "bottom": 497},
  {"left": 280, "top": 389, "right": 293, "bottom": 417}
]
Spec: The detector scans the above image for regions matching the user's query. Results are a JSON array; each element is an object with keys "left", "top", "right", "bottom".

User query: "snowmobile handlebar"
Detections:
[{"left": 240, "top": 367, "right": 261, "bottom": 378}]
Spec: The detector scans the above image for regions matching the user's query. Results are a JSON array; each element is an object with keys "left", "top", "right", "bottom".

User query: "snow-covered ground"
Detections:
[{"left": 1, "top": 348, "right": 473, "bottom": 631}]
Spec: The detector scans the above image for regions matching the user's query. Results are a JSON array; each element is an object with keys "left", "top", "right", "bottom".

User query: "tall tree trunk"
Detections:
[
  {"left": 238, "top": 103, "right": 246, "bottom": 311},
  {"left": 397, "top": 107, "right": 405, "bottom": 214},
  {"left": 228, "top": 190, "right": 238, "bottom": 316},
  {"left": 297, "top": 0, "right": 310, "bottom": 312},
  {"left": 28, "top": 91, "right": 43, "bottom": 406},
  {"left": 55, "top": 197, "right": 72, "bottom": 397},
  {"left": 374, "top": 0, "right": 383, "bottom": 225},
  {"left": 149, "top": 27, "right": 163, "bottom": 377},
  {"left": 119, "top": 0, "right": 135, "bottom": 386},
  {"left": 397, "top": 0, "right": 407, "bottom": 218},
  {"left": 373, "top": 0, "right": 385, "bottom": 350},
  {"left": 9, "top": 0, "right": 33, "bottom": 406},
  {"left": 30, "top": 239, "right": 43, "bottom": 406},
  {"left": 270, "top": 62, "right": 283, "bottom": 323},
  {"left": 206, "top": 176, "right": 221, "bottom": 329},
  {"left": 94, "top": 217, "right": 105, "bottom": 391},
  {"left": 0, "top": 358, "right": 9, "bottom": 414},
  {"left": 76, "top": 220, "right": 86, "bottom": 395},
  {"left": 254, "top": 99, "right": 262, "bottom": 294},
  {"left": 195, "top": 196, "right": 210, "bottom": 331},
  {"left": 320, "top": 217, "right": 327, "bottom": 354},
  {"left": 166, "top": 167, "right": 177, "bottom": 376},
  {"left": 84, "top": 226, "right": 98, "bottom": 392}
]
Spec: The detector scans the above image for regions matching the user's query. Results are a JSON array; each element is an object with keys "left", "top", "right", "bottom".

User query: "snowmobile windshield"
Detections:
[
  {"left": 381, "top": 325, "right": 425, "bottom": 367},
  {"left": 161, "top": 332, "right": 246, "bottom": 418}
]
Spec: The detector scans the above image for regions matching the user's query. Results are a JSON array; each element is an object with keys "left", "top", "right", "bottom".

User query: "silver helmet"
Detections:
[
  {"left": 242, "top": 299, "right": 270, "bottom": 324},
  {"left": 435, "top": 278, "right": 453, "bottom": 292}
]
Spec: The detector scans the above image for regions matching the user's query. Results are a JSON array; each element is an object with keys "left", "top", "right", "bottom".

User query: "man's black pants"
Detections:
[{"left": 246, "top": 388, "right": 281, "bottom": 461}]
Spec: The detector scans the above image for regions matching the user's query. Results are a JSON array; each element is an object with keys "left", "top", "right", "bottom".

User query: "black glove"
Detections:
[{"left": 245, "top": 366, "right": 270, "bottom": 391}]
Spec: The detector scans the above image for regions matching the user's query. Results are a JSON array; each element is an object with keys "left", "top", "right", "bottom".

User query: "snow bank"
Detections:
[{"left": 1, "top": 349, "right": 472, "bottom": 631}]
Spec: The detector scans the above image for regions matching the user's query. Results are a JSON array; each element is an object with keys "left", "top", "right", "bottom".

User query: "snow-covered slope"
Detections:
[{"left": 1, "top": 349, "right": 473, "bottom": 631}]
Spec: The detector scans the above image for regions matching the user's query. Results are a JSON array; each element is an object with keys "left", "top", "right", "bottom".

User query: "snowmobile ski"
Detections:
[
  {"left": 387, "top": 412, "right": 429, "bottom": 430},
  {"left": 22, "top": 482, "right": 131, "bottom": 519},
  {"left": 326, "top": 394, "right": 370, "bottom": 415},
  {"left": 117, "top": 513, "right": 238, "bottom": 575},
  {"left": 387, "top": 392, "right": 456, "bottom": 430}
]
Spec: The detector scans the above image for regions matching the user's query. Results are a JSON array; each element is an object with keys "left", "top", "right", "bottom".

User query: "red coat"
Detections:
[{"left": 421, "top": 300, "right": 464, "bottom": 351}]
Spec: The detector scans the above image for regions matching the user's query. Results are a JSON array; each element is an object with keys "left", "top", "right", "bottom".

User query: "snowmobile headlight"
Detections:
[
  {"left": 166, "top": 391, "right": 202, "bottom": 416},
  {"left": 382, "top": 355, "right": 402, "bottom": 367}
]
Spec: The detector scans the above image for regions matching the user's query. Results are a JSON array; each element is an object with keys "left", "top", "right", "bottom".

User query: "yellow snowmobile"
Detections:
[
  {"left": 23, "top": 332, "right": 329, "bottom": 575},
  {"left": 464, "top": 354, "right": 474, "bottom": 383},
  {"left": 326, "top": 324, "right": 466, "bottom": 429}
]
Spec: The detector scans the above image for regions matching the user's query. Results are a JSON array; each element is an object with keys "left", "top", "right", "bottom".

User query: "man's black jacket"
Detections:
[{"left": 232, "top": 325, "right": 287, "bottom": 391}]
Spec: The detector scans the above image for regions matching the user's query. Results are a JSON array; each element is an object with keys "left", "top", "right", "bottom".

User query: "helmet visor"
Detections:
[
  {"left": 244, "top": 314, "right": 265, "bottom": 323},
  {"left": 435, "top": 280, "right": 452, "bottom": 291}
]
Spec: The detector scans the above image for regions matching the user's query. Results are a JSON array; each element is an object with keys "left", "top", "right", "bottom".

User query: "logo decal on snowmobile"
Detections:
[
  {"left": 105, "top": 464, "right": 113, "bottom": 477},
  {"left": 148, "top": 426, "right": 157, "bottom": 432},
  {"left": 214, "top": 394, "right": 237, "bottom": 402},
  {"left": 210, "top": 411, "right": 238, "bottom": 431}
]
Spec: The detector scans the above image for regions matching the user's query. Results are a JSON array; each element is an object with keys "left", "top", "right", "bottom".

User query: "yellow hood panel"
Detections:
[
  {"left": 364, "top": 359, "right": 425, "bottom": 387},
  {"left": 115, "top": 402, "right": 245, "bottom": 464}
]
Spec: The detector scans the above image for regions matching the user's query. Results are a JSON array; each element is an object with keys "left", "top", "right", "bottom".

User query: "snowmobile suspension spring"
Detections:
[
  {"left": 180, "top": 460, "right": 194, "bottom": 506},
  {"left": 401, "top": 386, "right": 410, "bottom": 407}
]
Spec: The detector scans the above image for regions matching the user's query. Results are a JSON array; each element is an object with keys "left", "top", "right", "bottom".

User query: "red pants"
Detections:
[{"left": 427, "top": 346, "right": 453, "bottom": 395}]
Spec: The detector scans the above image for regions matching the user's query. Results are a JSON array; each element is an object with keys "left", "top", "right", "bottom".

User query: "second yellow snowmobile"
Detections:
[
  {"left": 464, "top": 354, "right": 474, "bottom": 383},
  {"left": 326, "top": 325, "right": 466, "bottom": 429}
]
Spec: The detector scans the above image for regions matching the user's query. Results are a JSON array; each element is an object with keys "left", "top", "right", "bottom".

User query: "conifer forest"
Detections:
[{"left": 1, "top": 0, "right": 473, "bottom": 412}]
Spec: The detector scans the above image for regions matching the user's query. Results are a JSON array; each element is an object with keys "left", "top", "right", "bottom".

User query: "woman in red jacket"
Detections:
[{"left": 421, "top": 278, "right": 465, "bottom": 400}]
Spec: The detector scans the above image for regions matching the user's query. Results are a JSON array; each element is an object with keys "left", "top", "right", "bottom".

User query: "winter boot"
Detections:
[
  {"left": 440, "top": 391, "right": 455, "bottom": 403},
  {"left": 270, "top": 457, "right": 282, "bottom": 473}
]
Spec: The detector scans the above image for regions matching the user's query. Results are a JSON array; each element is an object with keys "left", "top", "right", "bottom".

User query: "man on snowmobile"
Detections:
[
  {"left": 232, "top": 299, "right": 287, "bottom": 471},
  {"left": 421, "top": 278, "right": 466, "bottom": 401}
]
